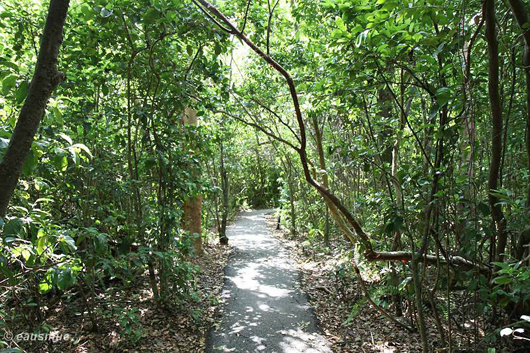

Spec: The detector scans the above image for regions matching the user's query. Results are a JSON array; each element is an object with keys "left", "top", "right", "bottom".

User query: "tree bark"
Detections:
[
  {"left": 484, "top": 0, "right": 507, "bottom": 262},
  {"left": 182, "top": 107, "right": 203, "bottom": 255},
  {"left": 506, "top": 0, "right": 530, "bottom": 260},
  {"left": 0, "top": 0, "right": 70, "bottom": 217},
  {"left": 219, "top": 138, "right": 229, "bottom": 245},
  {"left": 283, "top": 155, "right": 297, "bottom": 237}
]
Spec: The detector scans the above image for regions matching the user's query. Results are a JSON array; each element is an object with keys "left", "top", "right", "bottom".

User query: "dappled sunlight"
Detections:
[
  {"left": 207, "top": 210, "right": 331, "bottom": 352},
  {"left": 229, "top": 263, "right": 293, "bottom": 298},
  {"left": 279, "top": 328, "right": 331, "bottom": 353}
]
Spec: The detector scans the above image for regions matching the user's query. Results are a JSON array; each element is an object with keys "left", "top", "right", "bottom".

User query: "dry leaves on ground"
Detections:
[
  {"left": 7, "top": 243, "right": 231, "bottom": 353},
  {"left": 266, "top": 216, "right": 518, "bottom": 353}
]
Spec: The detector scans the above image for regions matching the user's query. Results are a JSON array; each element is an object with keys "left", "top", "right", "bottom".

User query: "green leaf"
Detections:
[
  {"left": 80, "top": 4, "right": 93, "bottom": 17},
  {"left": 143, "top": 8, "right": 159, "bottom": 23},
  {"left": 67, "top": 146, "right": 79, "bottom": 165},
  {"left": 72, "top": 143, "right": 93, "bottom": 158},
  {"left": 15, "top": 80, "right": 29, "bottom": 104},
  {"left": 0, "top": 58, "right": 19, "bottom": 71},
  {"left": 491, "top": 262, "right": 509, "bottom": 268},
  {"left": 145, "top": 158, "right": 157, "bottom": 169},
  {"left": 3, "top": 218, "right": 23, "bottom": 236},
  {"left": 214, "top": 42, "right": 221, "bottom": 56},
  {"left": 94, "top": 233, "right": 108, "bottom": 254},
  {"left": 59, "top": 132, "right": 73, "bottom": 145},
  {"left": 21, "top": 148, "right": 37, "bottom": 176},
  {"left": 61, "top": 234, "right": 77, "bottom": 252},
  {"left": 335, "top": 17, "right": 346, "bottom": 32},
  {"left": 39, "top": 276, "right": 52, "bottom": 293},
  {"left": 435, "top": 87, "right": 451, "bottom": 107},
  {"left": 2, "top": 74, "right": 16, "bottom": 95},
  {"left": 323, "top": 0, "right": 335, "bottom": 8},
  {"left": 53, "top": 147, "right": 68, "bottom": 171},
  {"left": 55, "top": 267, "right": 75, "bottom": 290},
  {"left": 54, "top": 154, "right": 68, "bottom": 171},
  {"left": 52, "top": 106, "right": 63, "bottom": 123},
  {"left": 493, "top": 276, "right": 511, "bottom": 285},
  {"left": 36, "top": 231, "right": 47, "bottom": 255}
]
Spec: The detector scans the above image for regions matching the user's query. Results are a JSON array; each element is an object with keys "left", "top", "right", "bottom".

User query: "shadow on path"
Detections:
[{"left": 206, "top": 209, "right": 332, "bottom": 353}]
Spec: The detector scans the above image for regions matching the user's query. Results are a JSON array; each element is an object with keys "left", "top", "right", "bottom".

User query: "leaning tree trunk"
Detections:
[
  {"left": 182, "top": 107, "right": 203, "bottom": 255},
  {"left": 0, "top": 0, "right": 70, "bottom": 218}
]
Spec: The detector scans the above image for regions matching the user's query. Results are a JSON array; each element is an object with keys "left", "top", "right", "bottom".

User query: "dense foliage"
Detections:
[{"left": 1, "top": 0, "right": 530, "bottom": 351}]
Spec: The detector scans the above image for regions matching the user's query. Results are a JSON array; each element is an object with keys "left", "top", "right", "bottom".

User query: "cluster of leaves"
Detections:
[
  {"left": 0, "top": 0, "right": 265, "bottom": 350},
  {"left": 219, "top": 0, "right": 530, "bottom": 349}
]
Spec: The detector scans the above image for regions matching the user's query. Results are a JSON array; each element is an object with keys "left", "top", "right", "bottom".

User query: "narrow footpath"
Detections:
[{"left": 206, "top": 209, "right": 332, "bottom": 353}]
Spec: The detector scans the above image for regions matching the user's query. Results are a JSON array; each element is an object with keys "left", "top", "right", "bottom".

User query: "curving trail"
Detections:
[{"left": 206, "top": 209, "right": 332, "bottom": 353}]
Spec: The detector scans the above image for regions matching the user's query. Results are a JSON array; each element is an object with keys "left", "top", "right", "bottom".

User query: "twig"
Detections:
[
  {"left": 191, "top": 0, "right": 236, "bottom": 35},
  {"left": 240, "top": 0, "right": 252, "bottom": 35}
]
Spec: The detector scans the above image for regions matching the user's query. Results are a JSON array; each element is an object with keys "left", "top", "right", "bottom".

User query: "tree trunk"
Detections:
[
  {"left": 219, "top": 138, "right": 229, "bottom": 245},
  {"left": 0, "top": 0, "right": 70, "bottom": 218},
  {"left": 506, "top": 0, "right": 530, "bottom": 260},
  {"left": 310, "top": 116, "right": 351, "bottom": 242},
  {"left": 182, "top": 107, "right": 203, "bottom": 255},
  {"left": 484, "top": 0, "right": 507, "bottom": 262},
  {"left": 378, "top": 86, "right": 393, "bottom": 165},
  {"left": 286, "top": 156, "right": 297, "bottom": 237}
]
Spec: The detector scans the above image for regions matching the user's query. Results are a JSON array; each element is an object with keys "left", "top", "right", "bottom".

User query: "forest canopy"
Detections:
[{"left": 1, "top": 0, "right": 530, "bottom": 351}]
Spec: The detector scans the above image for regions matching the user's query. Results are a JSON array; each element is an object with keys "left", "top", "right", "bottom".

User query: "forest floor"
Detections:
[
  {"left": 6, "top": 211, "right": 524, "bottom": 352},
  {"left": 268, "top": 217, "right": 521, "bottom": 353},
  {"left": 5, "top": 243, "right": 231, "bottom": 352},
  {"left": 206, "top": 209, "right": 332, "bottom": 352}
]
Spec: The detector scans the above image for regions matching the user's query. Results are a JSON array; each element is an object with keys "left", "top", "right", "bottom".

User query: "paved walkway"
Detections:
[{"left": 206, "top": 209, "right": 332, "bottom": 353}]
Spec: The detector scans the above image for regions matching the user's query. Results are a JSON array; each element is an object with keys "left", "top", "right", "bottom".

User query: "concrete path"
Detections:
[{"left": 206, "top": 209, "right": 332, "bottom": 353}]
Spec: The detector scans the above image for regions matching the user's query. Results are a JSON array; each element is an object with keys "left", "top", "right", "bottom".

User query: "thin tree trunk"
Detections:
[
  {"left": 0, "top": 0, "right": 69, "bottom": 217},
  {"left": 219, "top": 138, "right": 229, "bottom": 245},
  {"left": 182, "top": 107, "right": 203, "bottom": 255},
  {"left": 390, "top": 70, "right": 407, "bottom": 318},
  {"left": 506, "top": 0, "right": 530, "bottom": 260},
  {"left": 285, "top": 155, "right": 297, "bottom": 236},
  {"left": 484, "top": 0, "right": 507, "bottom": 262}
]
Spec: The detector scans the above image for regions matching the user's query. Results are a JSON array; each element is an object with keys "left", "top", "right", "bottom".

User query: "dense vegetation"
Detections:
[{"left": 1, "top": 0, "right": 530, "bottom": 351}]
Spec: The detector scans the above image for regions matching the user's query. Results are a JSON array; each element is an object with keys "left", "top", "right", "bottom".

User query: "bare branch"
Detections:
[
  {"left": 240, "top": 0, "right": 252, "bottom": 35},
  {"left": 191, "top": 0, "right": 236, "bottom": 35},
  {"left": 366, "top": 251, "right": 490, "bottom": 273},
  {"left": 213, "top": 106, "right": 299, "bottom": 151},
  {"left": 185, "top": 44, "right": 204, "bottom": 81},
  {"left": 266, "top": 0, "right": 280, "bottom": 56},
  {"left": 247, "top": 96, "right": 302, "bottom": 144},
  {"left": 377, "top": 63, "right": 435, "bottom": 169}
]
